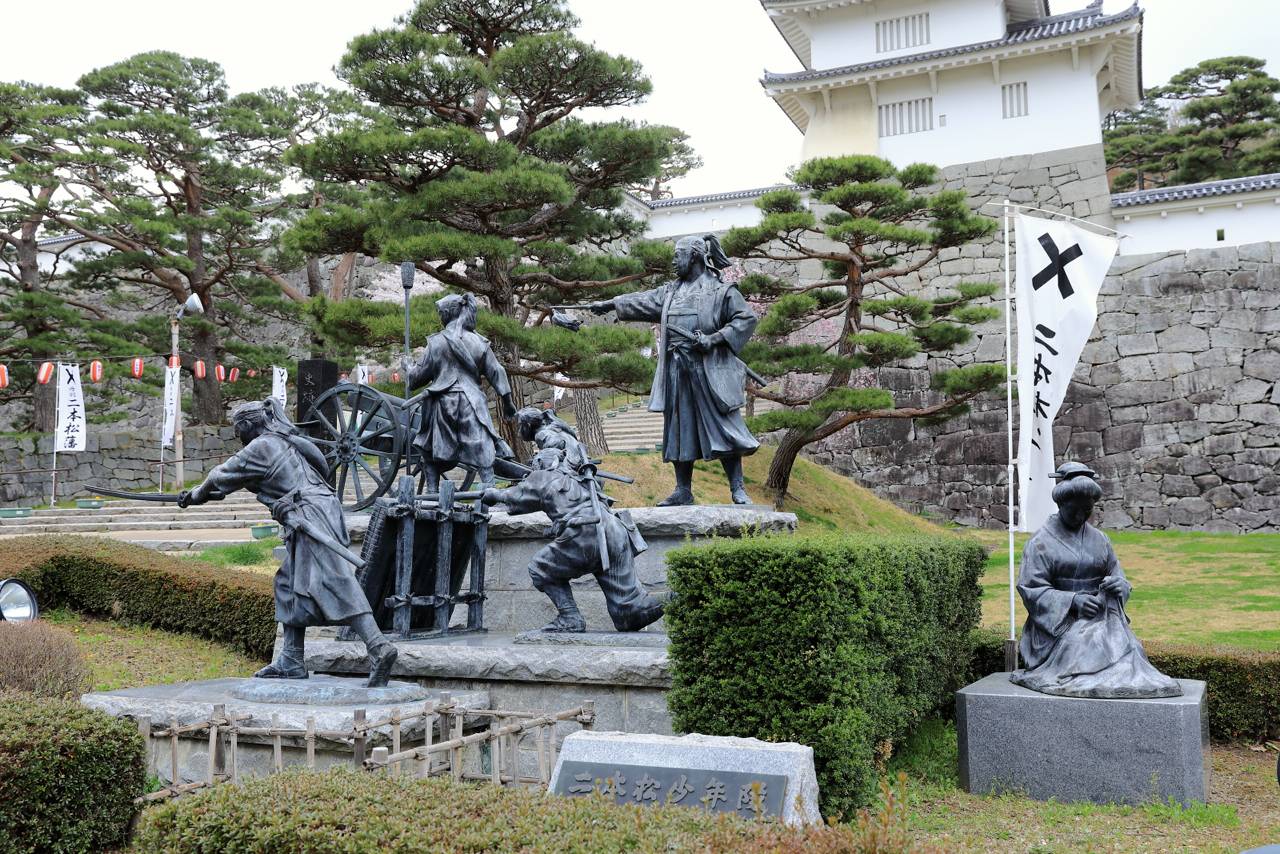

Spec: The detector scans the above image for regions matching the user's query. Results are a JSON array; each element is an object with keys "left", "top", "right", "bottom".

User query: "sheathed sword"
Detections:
[
  {"left": 663, "top": 324, "right": 769, "bottom": 387},
  {"left": 83, "top": 485, "right": 366, "bottom": 571}
]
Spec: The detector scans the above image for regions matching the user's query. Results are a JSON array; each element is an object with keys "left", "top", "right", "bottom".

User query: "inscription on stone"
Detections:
[{"left": 553, "top": 760, "right": 787, "bottom": 819}]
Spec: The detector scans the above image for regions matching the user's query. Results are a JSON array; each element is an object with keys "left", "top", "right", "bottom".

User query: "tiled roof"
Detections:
[
  {"left": 1111, "top": 173, "right": 1280, "bottom": 208},
  {"left": 762, "top": 2, "right": 1141, "bottom": 86},
  {"left": 634, "top": 185, "right": 797, "bottom": 210}
]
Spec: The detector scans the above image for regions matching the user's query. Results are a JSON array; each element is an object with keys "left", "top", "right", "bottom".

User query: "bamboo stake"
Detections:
[
  {"left": 169, "top": 717, "right": 180, "bottom": 795},
  {"left": 306, "top": 717, "right": 316, "bottom": 769},
  {"left": 207, "top": 704, "right": 221, "bottom": 785},
  {"left": 489, "top": 719, "right": 501, "bottom": 785},
  {"left": 390, "top": 707, "right": 401, "bottom": 777},
  {"left": 272, "top": 713, "right": 283, "bottom": 773},
  {"left": 229, "top": 714, "right": 239, "bottom": 785},
  {"left": 353, "top": 709, "right": 367, "bottom": 768}
]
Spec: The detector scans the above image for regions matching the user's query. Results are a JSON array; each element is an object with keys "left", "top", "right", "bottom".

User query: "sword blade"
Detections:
[{"left": 84, "top": 485, "right": 183, "bottom": 502}]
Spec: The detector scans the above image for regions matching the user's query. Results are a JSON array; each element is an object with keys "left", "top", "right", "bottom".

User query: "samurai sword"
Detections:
[
  {"left": 662, "top": 325, "right": 769, "bottom": 387},
  {"left": 83, "top": 484, "right": 366, "bottom": 571}
]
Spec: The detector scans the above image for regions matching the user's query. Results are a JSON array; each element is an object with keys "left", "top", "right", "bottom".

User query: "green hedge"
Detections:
[
  {"left": 135, "top": 768, "right": 912, "bottom": 853},
  {"left": 8, "top": 536, "right": 275, "bottom": 659},
  {"left": 970, "top": 628, "right": 1280, "bottom": 742},
  {"left": 0, "top": 693, "right": 145, "bottom": 853},
  {"left": 665, "top": 534, "right": 986, "bottom": 819}
]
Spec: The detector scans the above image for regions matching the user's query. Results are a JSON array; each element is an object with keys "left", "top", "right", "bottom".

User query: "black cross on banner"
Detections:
[{"left": 1032, "top": 233, "right": 1083, "bottom": 298}]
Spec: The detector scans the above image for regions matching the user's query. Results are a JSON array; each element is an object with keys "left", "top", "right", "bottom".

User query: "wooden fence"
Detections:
[{"left": 134, "top": 693, "right": 596, "bottom": 803}]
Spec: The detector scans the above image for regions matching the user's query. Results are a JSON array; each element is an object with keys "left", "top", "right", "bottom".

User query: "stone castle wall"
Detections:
[
  {"left": 0, "top": 427, "right": 241, "bottom": 505},
  {"left": 799, "top": 144, "right": 1280, "bottom": 532}
]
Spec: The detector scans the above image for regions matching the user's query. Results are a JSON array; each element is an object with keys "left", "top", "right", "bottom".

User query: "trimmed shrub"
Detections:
[
  {"left": 0, "top": 620, "right": 90, "bottom": 697},
  {"left": 665, "top": 534, "right": 986, "bottom": 819},
  {"left": 0, "top": 692, "right": 145, "bottom": 853},
  {"left": 970, "top": 628, "right": 1280, "bottom": 742},
  {"left": 7, "top": 536, "right": 275, "bottom": 659},
  {"left": 135, "top": 767, "right": 937, "bottom": 853}
]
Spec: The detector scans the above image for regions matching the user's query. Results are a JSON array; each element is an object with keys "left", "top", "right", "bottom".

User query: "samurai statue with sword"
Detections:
[
  {"left": 152, "top": 397, "right": 397, "bottom": 686},
  {"left": 573, "top": 233, "right": 760, "bottom": 506},
  {"left": 482, "top": 411, "right": 664, "bottom": 633}
]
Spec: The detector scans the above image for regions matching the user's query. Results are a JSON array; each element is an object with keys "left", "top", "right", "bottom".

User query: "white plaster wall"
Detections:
[
  {"left": 1116, "top": 194, "right": 1280, "bottom": 255},
  {"left": 807, "top": 0, "right": 1006, "bottom": 70},
  {"left": 872, "top": 49, "right": 1104, "bottom": 167},
  {"left": 643, "top": 201, "right": 764, "bottom": 240}
]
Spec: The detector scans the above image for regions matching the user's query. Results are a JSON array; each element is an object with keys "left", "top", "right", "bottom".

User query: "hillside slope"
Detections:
[{"left": 598, "top": 446, "right": 940, "bottom": 535}]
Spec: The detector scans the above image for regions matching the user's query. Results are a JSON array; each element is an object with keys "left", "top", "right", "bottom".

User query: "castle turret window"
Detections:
[
  {"left": 879, "top": 97, "right": 935, "bottom": 137},
  {"left": 875, "top": 13, "right": 931, "bottom": 53}
]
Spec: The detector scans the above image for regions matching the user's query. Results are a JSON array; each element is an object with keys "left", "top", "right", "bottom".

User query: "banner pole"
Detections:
[
  {"left": 50, "top": 362, "right": 59, "bottom": 508},
  {"left": 1004, "top": 201, "right": 1018, "bottom": 671}
]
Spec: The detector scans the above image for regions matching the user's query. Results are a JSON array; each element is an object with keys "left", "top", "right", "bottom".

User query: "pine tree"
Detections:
[
  {"left": 286, "top": 0, "right": 687, "bottom": 448},
  {"left": 1104, "top": 56, "right": 1280, "bottom": 191},
  {"left": 721, "top": 155, "right": 1004, "bottom": 502},
  {"left": 52, "top": 52, "right": 325, "bottom": 424}
]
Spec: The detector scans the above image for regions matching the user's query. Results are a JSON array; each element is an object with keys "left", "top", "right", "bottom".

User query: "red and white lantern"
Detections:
[
  {"left": 0, "top": 365, "right": 8, "bottom": 389},
  {"left": 247, "top": 369, "right": 258, "bottom": 378},
  {"left": 88, "top": 360, "right": 104, "bottom": 383},
  {"left": 391, "top": 371, "right": 400, "bottom": 383},
  {"left": 228, "top": 367, "right": 240, "bottom": 383},
  {"left": 36, "top": 362, "right": 55, "bottom": 385},
  {"left": 215, "top": 363, "right": 226, "bottom": 383},
  {"left": 193, "top": 360, "right": 206, "bottom": 380},
  {"left": 130, "top": 357, "right": 145, "bottom": 378},
  {"left": 168, "top": 355, "right": 181, "bottom": 369}
]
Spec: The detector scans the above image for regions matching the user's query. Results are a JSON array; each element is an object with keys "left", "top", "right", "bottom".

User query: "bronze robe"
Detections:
[
  {"left": 1011, "top": 514, "right": 1180, "bottom": 698},
  {"left": 614, "top": 273, "right": 759, "bottom": 462}
]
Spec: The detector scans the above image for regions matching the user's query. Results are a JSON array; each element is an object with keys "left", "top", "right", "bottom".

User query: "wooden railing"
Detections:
[{"left": 133, "top": 694, "right": 596, "bottom": 803}]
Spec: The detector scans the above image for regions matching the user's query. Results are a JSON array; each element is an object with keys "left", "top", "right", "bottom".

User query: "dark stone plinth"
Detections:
[{"left": 957, "top": 673, "right": 1209, "bottom": 806}]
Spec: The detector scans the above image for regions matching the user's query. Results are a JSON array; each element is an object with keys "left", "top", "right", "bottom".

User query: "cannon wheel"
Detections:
[{"left": 305, "top": 383, "right": 404, "bottom": 511}]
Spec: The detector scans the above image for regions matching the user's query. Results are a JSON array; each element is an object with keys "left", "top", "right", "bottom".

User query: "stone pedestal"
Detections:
[
  {"left": 305, "top": 632, "right": 672, "bottom": 737},
  {"left": 957, "top": 673, "right": 1209, "bottom": 806}
]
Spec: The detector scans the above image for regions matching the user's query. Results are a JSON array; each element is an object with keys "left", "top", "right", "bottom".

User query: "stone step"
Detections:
[{"left": 0, "top": 518, "right": 274, "bottom": 535}]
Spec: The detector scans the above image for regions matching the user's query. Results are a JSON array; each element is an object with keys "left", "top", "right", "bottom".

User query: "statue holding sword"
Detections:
[
  {"left": 95, "top": 397, "right": 399, "bottom": 686},
  {"left": 566, "top": 233, "right": 761, "bottom": 506}
]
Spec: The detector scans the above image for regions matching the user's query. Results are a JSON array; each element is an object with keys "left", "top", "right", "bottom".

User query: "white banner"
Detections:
[
  {"left": 1016, "top": 213, "right": 1118, "bottom": 532},
  {"left": 271, "top": 366, "right": 288, "bottom": 407},
  {"left": 351, "top": 364, "right": 370, "bottom": 386},
  {"left": 161, "top": 366, "right": 179, "bottom": 448},
  {"left": 55, "top": 363, "right": 86, "bottom": 452}
]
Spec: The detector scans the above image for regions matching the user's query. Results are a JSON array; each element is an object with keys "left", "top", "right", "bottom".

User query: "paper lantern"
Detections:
[
  {"left": 392, "top": 371, "right": 400, "bottom": 383},
  {"left": 215, "top": 363, "right": 226, "bottom": 383},
  {"left": 88, "top": 360, "right": 104, "bottom": 383},
  {"left": 0, "top": 365, "right": 8, "bottom": 389},
  {"left": 36, "top": 362, "right": 54, "bottom": 385},
  {"left": 193, "top": 360, "right": 206, "bottom": 380},
  {"left": 130, "top": 357, "right": 145, "bottom": 378},
  {"left": 247, "top": 369, "right": 258, "bottom": 378},
  {"left": 168, "top": 355, "right": 181, "bottom": 369},
  {"left": 228, "top": 367, "right": 240, "bottom": 383}
]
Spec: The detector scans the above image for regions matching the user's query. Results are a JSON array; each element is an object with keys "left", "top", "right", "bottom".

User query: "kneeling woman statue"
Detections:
[{"left": 1010, "top": 462, "right": 1181, "bottom": 699}]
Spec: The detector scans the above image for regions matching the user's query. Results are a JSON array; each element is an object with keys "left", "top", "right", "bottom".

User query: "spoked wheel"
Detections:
[{"left": 305, "top": 383, "right": 404, "bottom": 511}]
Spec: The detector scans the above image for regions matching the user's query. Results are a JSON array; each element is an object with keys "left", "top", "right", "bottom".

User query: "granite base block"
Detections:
[
  {"left": 550, "top": 731, "right": 822, "bottom": 826},
  {"left": 957, "top": 673, "right": 1209, "bottom": 806}
]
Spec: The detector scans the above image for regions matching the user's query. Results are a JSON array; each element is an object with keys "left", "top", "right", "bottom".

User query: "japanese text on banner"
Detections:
[
  {"left": 271, "top": 366, "right": 288, "bottom": 407},
  {"left": 161, "top": 366, "right": 179, "bottom": 448},
  {"left": 55, "top": 364, "right": 86, "bottom": 452},
  {"left": 1015, "top": 214, "right": 1118, "bottom": 532}
]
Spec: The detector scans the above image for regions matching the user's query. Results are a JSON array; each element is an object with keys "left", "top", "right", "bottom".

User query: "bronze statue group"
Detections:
[{"left": 178, "top": 232, "right": 1177, "bottom": 701}]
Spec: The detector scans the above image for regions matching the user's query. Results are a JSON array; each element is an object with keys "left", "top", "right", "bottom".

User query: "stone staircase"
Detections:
[
  {"left": 600, "top": 398, "right": 782, "bottom": 452},
  {"left": 0, "top": 496, "right": 275, "bottom": 552}
]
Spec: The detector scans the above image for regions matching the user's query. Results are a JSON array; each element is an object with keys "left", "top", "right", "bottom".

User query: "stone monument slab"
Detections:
[
  {"left": 549, "top": 730, "right": 821, "bottom": 826},
  {"left": 957, "top": 672, "right": 1209, "bottom": 806}
]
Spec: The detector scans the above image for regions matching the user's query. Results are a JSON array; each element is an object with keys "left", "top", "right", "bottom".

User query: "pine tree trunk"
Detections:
[
  {"left": 572, "top": 387, "right": 609, "bottom": 456},
  {"left": 305, "top": 255, "right": 325, "bottom": 357},
  {"left": 189, "top": 322, "right": 223, "bottom": 425},
  {"left": 764, "top": 427, "right": 813, "bottom": 508},
  {"left": 32, "top": 381, "right": 55, "bottom": 433}
]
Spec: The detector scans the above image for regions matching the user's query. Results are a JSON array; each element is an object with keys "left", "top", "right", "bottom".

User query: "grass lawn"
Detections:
[
  {"left": 600, "top": 446, "right": 938, "bottom": 535},
  {"left": 188, "top": 536, "right": 281, "bottom": 577},
  {"left": 970, "top": 528, "right": 1280, "bottom": 652},
  {"left": 892, "top": 719, "right": 1280, "bottom": 853},
  {"left": 42, "top": 608, "right": 261, "bottom": 691}
]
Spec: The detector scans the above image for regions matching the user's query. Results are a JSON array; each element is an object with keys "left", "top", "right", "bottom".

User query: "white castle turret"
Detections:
[{"left": 760, "top": 0, "right": 1143, "bottom": 166}]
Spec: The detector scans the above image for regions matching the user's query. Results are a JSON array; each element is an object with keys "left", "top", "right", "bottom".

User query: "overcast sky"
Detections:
[{"left": 2, "top": 0, "right": 1275, "bottom": 196}]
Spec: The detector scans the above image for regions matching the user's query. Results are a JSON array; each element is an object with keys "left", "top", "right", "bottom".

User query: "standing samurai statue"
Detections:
[
  {"left": 408, "top": 292, "right": 518, "bottom": 491},
  {"left": 178, "top": 398, "right": 398, "bottom": 687},
  {"left": 583, "top": 234, "right": 760, "bottom": 506}
]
